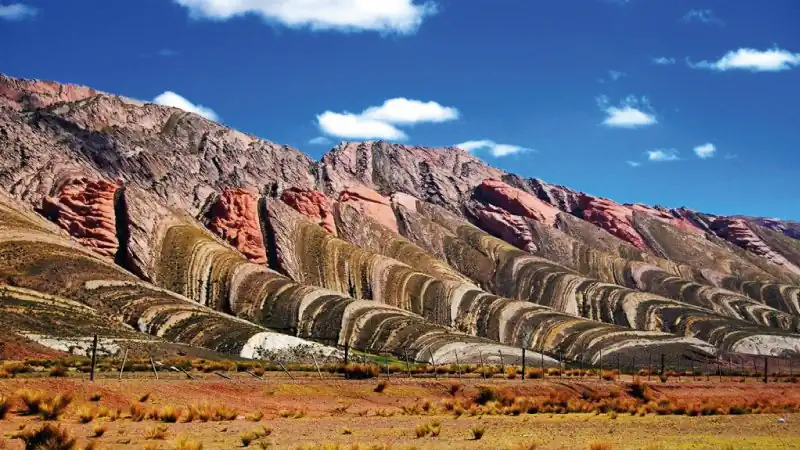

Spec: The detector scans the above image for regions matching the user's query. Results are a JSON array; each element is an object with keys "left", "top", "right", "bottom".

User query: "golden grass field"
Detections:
[{"left": 2, "top": 368, "right": 800, "bottom": 450}]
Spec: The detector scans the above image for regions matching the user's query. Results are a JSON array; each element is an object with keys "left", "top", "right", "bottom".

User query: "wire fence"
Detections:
[{"left": 2, "top": 337, "right": 798, "bottom": 384}]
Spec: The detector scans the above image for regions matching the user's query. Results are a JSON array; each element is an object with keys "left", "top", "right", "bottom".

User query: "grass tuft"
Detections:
[
  {"left": 0, "top": 395, "right": 11, "bottom": 420},
  {"left": 77, "top": 405, "right": 97, "bottom": 423},
  {"left": 14, "top": 423, "right": 76, "bottom": 450},
  {"left": 374, "top": 380, "right": 389, "bottom": 393},
  {"left": 470, "top": 424, "right": 486, "bottom": 440},
  {"left": 48, "top": 365, "right": 68, "bottom": 378},
  {"left": 145, "top": 424, "right": 169, "bottom": 440},
  {"left": 91, "top": 424, "right": 108, "bottom": 438}
]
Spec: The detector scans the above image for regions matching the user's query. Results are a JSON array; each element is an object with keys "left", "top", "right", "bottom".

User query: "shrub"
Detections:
[
  {"left": 130, "top": 403, "right": 147, "bottom": 422},
  {"left": 0, "top": 368, "right": 11, "bottom": 379},
  {"left": 18, "top": 389, "right": 46, "bottom": 415},
  {"left": 174, "top": 437, "right": 203, "bottom": 450},
  {"left": 470, "top": 424, "right": 486, "bottom": 440},
  {"left": 374, "top": 380, "right": 389, "bottom": 393},
  {"left": 246, "top": 411, "right": 264, "bottom": 422},
  {"left": 414, "top": 421, "right": 442, "bottom": 438},
  {"left": 14, "top": 423, "right": 77, "bottom": 450},
  {"left": 91, "top": 424, "right": 108, "bottom": 437},
  {"left": 659, "top": 374, "right": 668, "bottom": 383},
  {"left": 526, "top": 368, "right": 544, "bottom": 379},
  {"left": 49, "top": 365, "right": 68, "bottom": 378},
  {"left": 547, "top": 367, "right": 561, "bottom": 377},
  {"left": 601, "top": 371, "right": 617, "bottom": 382},
  {"left": 77, "top": 405, "right": 97, "bottom": 423},
  {"left": 277, "top": 407, "right": 306, "bottom": 419},
  {"left": 588, "top": 442, "right": 613, "bottom": 450},
  {"left": 448, "top": 381, "right": 463, "bottom": 396},
  {"left": 213, "top": 404, "right": 239, "bottom": 421},
  {"left": 139, "top": 393, "right": 152, "bottom": 403},
  {"left": 89, "top": 393, "right": 102, "bottom": 402},
  {"left": 39, "top": 393, "right": 73, "bottom": 421},
  {"left": 0, "top": 395, "right": 11, "bottom": 420},
  {"left": 505, "top": 366, "right": 518, "bottom": 379},
  {"left": 146, "top": 424, "right": 169, "bottom": 440},
  {"left": 343, "top": 364, "right": 380, "bottom": 379},
  {"left": 158, "top": 405, "right": 180, "bottom": 423},
  {"left": 475, "top": 386, "right": 498, "bottom": 405},
  {"left": 240, "top": 431, "right": 257, "bottom": 447}
]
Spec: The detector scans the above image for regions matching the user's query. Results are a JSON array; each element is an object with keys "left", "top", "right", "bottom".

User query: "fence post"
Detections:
[
  {"left": 705, "top": 360, "right": 710, "bottom": 382},
  {"left": 311, "top": 353, "right": 323, "bottom": 380},
  {"left": 480, "top": 350, "right": 486, "bottom": 379},
  {"left": 118, "top": 348, "right": 128, "bottom": 380},
  {"left": 599, "top": 349, "right": 603, "bottom": 380},
  {"left": 521, "top": 347, "right": 526, "bottom": 381},
  {"left": 718, "top": 361, "right": 722, "bottom": 382},
  {"left": 647, "top": 353, "right": 651, "bottom": 381},
  {"left": 631, "top": 356, "right": 635, "bottom": 380},
  {"left": 660, "top": 354, "right": 665, "bottom": 376},
  {"left": 691, "top": 360, "right": 696, "bottom": 381},
  {"left": 89, "top": 334, "right": 98, "bottom": 382},
  {"left": 384, "top": 350, "right": 390, "bottom": 377},
  {"left": 616, "top": 353, "right": 621, "bottom": 377},
  {"left": 149, "top": 356, "right": 159, "bottom": 380},
  {"left": 454, "top": 351, "right": 462, "bottom": 380},
  {"left": 539, "top": 346, "right": 544, "bottom": 378},
  {"left": 344, "top": 344, "right": 349, "bottom": 366},
  {"left": 499, "top": 350, "right": 505, "bottom": 377},
  {"left": 764, "top": 357, "right": 768, "bottom": 383},
  {"left": 405, "top": 349, "right": 411, "bottom": 379},
  {"left": 790, "top": 359, "right": 793, "bottom": 380}
]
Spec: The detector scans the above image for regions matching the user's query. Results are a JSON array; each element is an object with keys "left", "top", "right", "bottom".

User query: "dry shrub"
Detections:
[
  {"left": 14, "top": 423, "right": 76, "bottom": 450},
  {"left": 588, "top": 442, "right": 613, "bottom": 450},
  {"left": 547, "top": 367, "right": 561, "bottom": 377},
  {"left": 245, "top": 411, "right": 264, "bottom": 422},
  {"left": 158, "top": 405, "right": 180, "bottom": 423},
  {"left": 145, "top": 424, "right": 169, "bottom": 440},
  {"left": 18, "top": 389, "right": 46, "bottom": 415},
  {"left": 241, "top": 431, "right": 257, "bottom": 447},
  {"left": 0, "top": 367, "right": 11, "bottom": 379},
  {"left": 448, "top": 381, "right": 463, "bottom": 396},
  {"left": 77, "top": 405, "right": 96, "bottom": 423},
  {"left": 91, "top": 424, "right": 108, "bottom": 438},
  {"left": 130, "top": 403, "right": 147, "bottom": 422},
  {"left": 374, "top": 380, "right": 389, "bottom": 393},
  {"left": 526, "top": 368, "right": 544, "bottom": 379},
  {"left": 88, "top": 393, "right": 102, "bottom": 402},
  {"left": 277, "top": 407, "right": 306, "bottom": 419},
  {"left": 0, "top": 395, "right": 11, "bottom": 420},
  {"left": 38, "top": 393, "right": 73, "bottom": 421},
  {"left": 470, "top": 424, "right": 486, "bottom": 440},
  {"left": 343, "top": 364, "right": 380, "bottom": 380},
  {"left": 139, "top": 393, "right": 151, "bottom": 403},
  {"left": 174, "top": 437, "right": 204, "bottom": 450},
  {"left": 505, "top": 366, "right": 518, "bottom": 379},
  {"left": 659, "top": 373, "right": 668, "bottom": 383},
  {"left": 342, "top": 427, "right": 353, "bottom": 435},
  {"left": 415, "top": 421, "right": 442, "bottom": 438},
  {"left": 48, "top": 365, "right": 68, "bottom": 378},
  {"left": 601, "top": 371, "right": 617, "bottom": 382}
]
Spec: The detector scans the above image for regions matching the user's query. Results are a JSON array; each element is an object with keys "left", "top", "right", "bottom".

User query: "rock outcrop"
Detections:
[
  {"left": 204, "top": 189, "right": 267, "bottom": 264},
  {"left": 40, "top": 177, "right": 120, "bottom": 259},
  {"left": 337, "top": 185, "right": 398, "bottom": 233},
  {"left": 280, "top": 187, "right": 337, "bottom": 235}
]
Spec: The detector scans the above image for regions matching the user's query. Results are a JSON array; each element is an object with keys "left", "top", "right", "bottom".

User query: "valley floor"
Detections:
[{"left": 2, "top": 376, "right": 800, "bottom": 449}]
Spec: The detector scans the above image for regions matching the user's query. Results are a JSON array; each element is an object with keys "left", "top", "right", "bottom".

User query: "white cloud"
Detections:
[
  {"left": 455, "top": 140, "right": 533, "bottom": 158},
  {"left": 173, "top": 0, "right": 436, "bottom": 34},
  {"left": 361, "top": 98, "right": 459, "bottom": 125},
  {"left": 646, "top": 149, "right": 679, "bottom": 162},
  {"left": 690, "top": 47, "right": 800, "bottom": 72},
  {"left": 597, "top": 95, "right": 657, "bottom": 128},
  {"left": 681, "top": 9, "right": 723, "bottom": 25},
  {"left": 652, "top": 56, "right": 676, "bottom": 65},
  {"left": 693, "top": 143, "right": 716, "bottom": 159},
  {"left": 0, "top": 3, "right": 37, "bottom": 20},
  {"left": 608, "top": 70, "right": 625, "bottom": 81},
  {"left": 626, "top": 161, "right": 641, "bottom": 167},
  {"left": 153, "top": 91, "right": 219, "bottom": 121},
  {"left": 317, "top": 111, "right": 407, "bottom": 140},
  {"left": 308, "top": 136, "right": 333, "bottom": 145},
  {"left": 316, "top": 97, "right": 458, "bottom": 141}
]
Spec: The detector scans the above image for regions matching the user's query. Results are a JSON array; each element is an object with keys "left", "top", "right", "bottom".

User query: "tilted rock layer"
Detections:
[{"left": 2, "top": 74, "right": 800, "bottom": 361}]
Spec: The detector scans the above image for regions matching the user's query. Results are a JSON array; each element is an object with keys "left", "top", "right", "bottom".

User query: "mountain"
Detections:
[{"left": 1, "top": 74, "right": 799, "bottom": 364}]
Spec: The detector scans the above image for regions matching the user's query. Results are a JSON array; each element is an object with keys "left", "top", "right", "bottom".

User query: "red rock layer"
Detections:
[
  {"left": 205, "top": 189, "right": 267, "bottom": 264},
  {"left": 475, "top": 179, "right": 559, "bottom": 226},
  {"left": 280, "top": 187, "right": 338, "bottom": 236},
  {"left": 578, "top": 195, "right": 647, "bottom": 250},
  {"left": 467, "top": 202, "right": 538, "bottom": 254},
  {"left": 628, "top": 204, "right": 703, "bottom": 236},
  {"left": 338, "top": 185, "right": 399, "bottom": 233},
  {"left": 710, "top": 217, "right": 800, "bottom": 274},
  {"left": 40, "top": 177, "right": 120, "bottom": 258}
]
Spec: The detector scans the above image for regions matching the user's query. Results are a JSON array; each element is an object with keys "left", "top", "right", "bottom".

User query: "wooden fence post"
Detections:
[
  {"left": 405, "top": 349, "right": 411, "bottom": 379},
  {"left": 118, "top": 348, "right": 128, "bottom": 380},
  {"left": 89, "top": 334, "right": 98, "bottom": 382},
  {"left": 149, "top": 356, "right": 159, "bottom": 380},
  {"left": 454, "top": 351, "right": 462, "bottom": 380},
  {"left": 499, "top": 350, "right": 505, "bottom": 377},
  {"left": 764, "top": 357, "right": 768, "bottom": 383},
  {"left": 429, "top": 349, "right": 437, "bottom": 380},
  {"left": 311, "top": 353, "right": 323, "bottom": 380},
  {"left": 521, "top": 347, "right": 526, "bottom": 381},
  {"left": 479, "top": 351, "right": 486, "bottom": 379}
]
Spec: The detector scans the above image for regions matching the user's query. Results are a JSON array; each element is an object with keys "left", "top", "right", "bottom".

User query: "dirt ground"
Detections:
[{"left": 2, "top": 375, "right": 799, "bottom": 449}]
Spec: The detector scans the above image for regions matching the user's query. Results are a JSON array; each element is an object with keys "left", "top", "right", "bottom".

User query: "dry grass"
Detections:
[
  {"left": 373, "top": 380, "right": 389, "bottom": 393},
  {"left": 0, "top": 395, "right": 11, "bottom": 420},
  {"left": 157, "top": 405, "right": 180, "bottom": 423},
  {"left": 145, "top": 424, "right": 169, "bottom": 440},
  {"left": 91, "top": 424, "right": 108, "bottom": 437},
  {"left": 88, "top": 393, "right": 102, "bottom": 402},
  {"left": 35, "top": 393, "right": 73, "bottom": 421},
  {"left": 588, "top": 442, "right": 613, "bottom": 450},
  {"left": 245, "top": 411, "right": 264, "bottom": 422},
  {"left": 278, "top": 407, "right": 307, "bottom": 419},
  {"left": 13, "top": 423, "right": 77, "bottom": 450},
  {"left": 77, "top": 405, "right": 96, "bottom": 423},
  {"left": 174, "top": 436, "right": 204, "bottom": 450},
  {"left": 48, "top": 365, "right": 68, "bottom": 378},
  {"left": 448, "top": 381, "right": 463, "bottom": 396},
  {"left": 139, "top": 392, "right": 152, "bottom": 403},
  {"left": 470, "top": 424, "right": 486, "bottom": 440},
  {"left": 414, "top": 420, "right": 442, "bottom": 438}
]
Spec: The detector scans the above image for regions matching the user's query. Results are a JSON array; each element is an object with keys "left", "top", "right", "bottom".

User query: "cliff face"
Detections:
[{"left": 2, "top": 73, "right": 800, "bottom": 362}]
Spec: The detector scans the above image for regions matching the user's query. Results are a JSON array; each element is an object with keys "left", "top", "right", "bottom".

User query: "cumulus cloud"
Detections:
[
  {"left": 693, "top": 143, "right": 716, "bottom": 159},
  {"left": 153, "top": 91, "right": 219, "bottom": 121},
  {"left": 173, "top": 0, "right": 436, "bottom": 34},
  {"left": 646, "top": 149, "right": 679, "bottom": 162},
  {"left": 308, "top": 136, "right": 333, "bottom": 145},
  {"left": 681, "top": 9, "right": 723, "bottom": 25},
  {"left": 690, "top": 47, "right": 800, "bottom": 72},
  {"left": 608, "top": 70, "right": 625, "bottom": 81},
  {"left": 455, "top": 140, "right": 533, "bottom": 157},
  {"left": 597, "top": 95, "right": 657, "bottom": 128},
  {"left": 0, "top": 3, "right": 37, "bottom": 20},
  {"left": 316, "top": 97, "right": 459, "bottom": 141},
  {"left": 361, "top": 98, "right": 459, "bottom": 125},
  {"left": 652, "top": 56, "right": 676, "bottom": 65},
  {"left": 626, "top": 161, "right": 641, "bottom": 167}
]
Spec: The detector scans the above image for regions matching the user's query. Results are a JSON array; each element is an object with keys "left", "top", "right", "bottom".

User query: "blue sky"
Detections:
[{"left": 2, "top": 0, "right": 798, "bottom": 219}]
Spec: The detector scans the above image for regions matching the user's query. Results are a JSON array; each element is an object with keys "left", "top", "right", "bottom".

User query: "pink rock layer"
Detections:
[
  {"left": 579, "top": 195, "right": 647, "bottom": 250},
  {"left": 205, "top": 189, "right": 267, "bottom": 265},
  {"left": 280, "top": 187, "right": 338, "bottom": 236},
  {"left": 711, "top": 217, "right": 800, "bottom": 274},
  {"left": 468, "top": 202, "right": 538, "bottom": 254},
  {"left": 475, "top": 179, "right": 559, "bottom": 226},
  {"left": 0, "top": 75, "right": 98, "bottom": 110},
  {"left": 41, "top": 177, "right": 120, "bottom": 258},
  {"left": 338, "top": 185, "right": 398, "bottom": 233}
]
